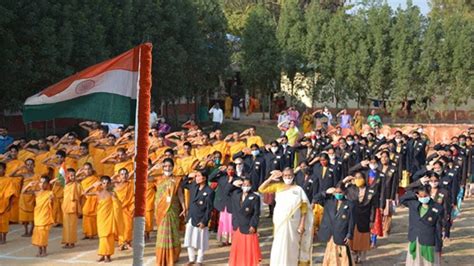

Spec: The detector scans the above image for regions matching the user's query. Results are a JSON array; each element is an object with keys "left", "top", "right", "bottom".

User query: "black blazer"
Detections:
[
  {"left": 406, "top": 180, "right": 452, "bottom": 238},
  {"left": 263, "top": 149, "right": 285, "bottom": 176},
  {"left": 379, "top": 165, "right": 399, "bottom": 208},
  {"left": 296, "top": 146, "right": 319, "bottom": 165},
  {"left": 295, "top": 171, "right": 315, "bottom": 203},
  {"left": 224, "top": 183, "right": 260, "bottom": 234},
  {"left": 315, "top": 191, "right": 355, "bottom": 245},
  {"left": 312, "top": 163, "right": 338, "bottom": 203},
  {"left": 400, "top": 191, "right": 443, "bottom": 251},
  {"left": 349, "top": 163, "right": 383, "bottom": 208},
  {"left": 233, "top": 151, "right": 267, "bottom": 191},
  {"left": 280, "top": 145, "right": 296, "bottom": 169},
  {"left": 182, "top": 176, "right": 215, "bottom": 227},
  {"left": 208, "top": 170, "right": 234, "bottom": 212},
  {"left": 345, "top": 185, "right": 377, "bottom": 233}
]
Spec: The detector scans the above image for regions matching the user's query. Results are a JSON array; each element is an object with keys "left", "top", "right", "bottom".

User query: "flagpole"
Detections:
[{"left": 132, "top": 43, "right": 153, "bottom": 266}]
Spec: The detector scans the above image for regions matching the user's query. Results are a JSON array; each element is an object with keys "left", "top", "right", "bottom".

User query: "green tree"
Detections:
[
  {"left": 390, "top": 1, "right": 424, "bottom": 117},
  {"left": 367, "top": 3, "right": 393, "bottom": 107},
  {"left": 305, "top": 3, "right": 331, "bottom": 105},
  {"left": 241, "top": 5, "right": 280, "bottom": 117},
  {"left": 277, "top": 0, "right": 306, "bottom": 104}
]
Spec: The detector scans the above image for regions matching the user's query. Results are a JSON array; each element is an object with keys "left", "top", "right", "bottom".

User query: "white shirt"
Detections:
[
  {"left": 209, "top": 107, "right": 223, "bottom": 123},
  {"left": 150, "top": 111, "right": 158, "bottom": 128}
]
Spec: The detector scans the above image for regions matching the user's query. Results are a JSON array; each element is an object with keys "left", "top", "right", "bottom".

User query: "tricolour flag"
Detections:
[
  {"left": 57, "top": 162, "right": 67, "bottom": 188},
  {"left": 23, "top": 46, "right": 141, "bottom": 125}
]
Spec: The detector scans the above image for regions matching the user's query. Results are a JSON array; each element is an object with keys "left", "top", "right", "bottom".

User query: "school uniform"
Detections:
[
  {"left": 208, "top": 170, "right": 235, "bottom": 242},
  {"left": 225, "top": 183, "right": 262, "bottom": 266},
  {"left": 314, "top": 191, "right": 355, "bottom": 266},
  {"left": 407, "top": 180, "right": 452, "bottom": 238},
  {"left": 280, "top": 144, "right": 296, "bottom": 169},
  {"left": 345, "top": 185, "right": 377, "bottom": 252},
  {"left": 233, "top": 151, "right": 266, "bottom": 191},
  {"left": 400, "top": 191, "right": 443, "bottom": 266},
  {"left": 312, "top": 163, "right": 338, "bottom": 204},
  {"left": 296, "top": 145, "right": 319, "bottom": 165},
  {"left": 407, "top": 137, "right": 428, "bottom": 173},
  {"left": 295, "top": 171, "right": 315, "bottom": 203},
  {"left": 182, "top": 177, "right": 215, "bottom": 264}
]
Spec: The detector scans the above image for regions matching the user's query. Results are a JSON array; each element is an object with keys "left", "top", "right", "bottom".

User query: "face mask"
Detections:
[
  {"left": 214, "top": 159, "right": 221, "bottom": 165},
  {"left": 227, "top": 170, "right": 235, "bottom": 176},
  {"left": 282, "top": 143, "right": 288, "bottom": 148},
  {"left": 320, "top": 161, "right": 328, "bottom": 167},
  {"left": 418, "top": 196, "right": 430, "bottom": 204},
  {"left": 429, "top": 181, "right": 439, "bottom": 188},
  {"left": 460, "top": 141, "right": 466, "bottom": 147},
  {"left": 163, "top": 171, "right": 172, "bottom": 177},
  {"left": 242, "top": 186, "right": 251, "bottom": 193},
  {"left": 329, "top": 154, "right": 335, "bottom": 160},
  {"left": 271, "top": 147, "right": 278, "bottom": 153},
  {"left": 355, "top": 178, "right": 365, "bottom": 188},
  {"left": 434, "top": 169, "right": 442, "bottom": 175},
  {"left": 347, "top": 140, "right": 354, "bottom": 146},
  {"left": 395, "top": 138, "right": 401, "bottom": 143},
  {"left": 417, "top": 128, "right": 423, "bottom": 133},
  {"left": 334, "top": 193, "right": 344, "bottom": 200},
  {"left": 369, "top": 164, "right": 378, "bottom": 170},
  {"left": 251, "top": 150, "right": 260, "bottom": 157},
  {"left": 283, "top": 178, "right": 293, "bottom": 185}
]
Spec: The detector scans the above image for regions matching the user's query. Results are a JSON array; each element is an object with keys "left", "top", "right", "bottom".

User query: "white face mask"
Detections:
[
  {"left": 282, "top": 143, "right": 288, "bottom": 148},
  {"left": 163, "top": 171, "right": 172, "bottom": 177},
  {"left": 417, "top": 128, "right": 423, "bottom": 133},
  {"left": 242, "top": 186, "right": 251, "bottom": 193},
  {"left": 369, "top": 164, "right": 378, "bottom": 170},
  {"left": 395, "top": 138, "right": 401, "bottom": 143},
  {"left": 283, "top": 178, "right": 294, "bottom": 185},
  {"left": 347, "top": 140, "right": 354, "bottom": 146},
  {"left": 329, "top": 154, "right": 335, "bottom": 160},
  {"left": 271, "top": 147, "right": 278, "bottom": 153},
  {"left": 251, "top": 150, "right": 260, "bottom": 156}
]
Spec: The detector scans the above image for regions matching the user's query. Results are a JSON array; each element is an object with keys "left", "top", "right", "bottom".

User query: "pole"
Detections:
[{"left": 132, "top": 43, "right": 152, "bottom": 266}]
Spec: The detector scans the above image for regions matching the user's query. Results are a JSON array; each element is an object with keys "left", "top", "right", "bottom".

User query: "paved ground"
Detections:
[{"left": 1, "top": 198, "right": 473, "bottom": 266}]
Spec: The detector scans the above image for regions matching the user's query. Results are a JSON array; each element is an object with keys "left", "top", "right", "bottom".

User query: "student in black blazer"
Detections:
[
  {"left": 225, "top": 178, "right": 262, "bottom": 266},
  {"left": 343, "top": 172, "right": 377, "bottom": 264},
  {"left": 182, "top": 170, "right": 215, "bottom": 265},
  {"left": 406, "top": 172, "right": 452, "bottom": 240},
  {"left": 400, "top": 186, "right": 443, "bottom": 265},
  {"left": 295, "top": 161, "right": 315, "bottom": 203},
  {"left": 314, "top": 183, "right": 355, "bottom": 265},
  {"left": 232, "top": 144, "right": 266, "bottom": 191},
  {"left": 208, "top": 163, "right": 237, "bottom": 245}
]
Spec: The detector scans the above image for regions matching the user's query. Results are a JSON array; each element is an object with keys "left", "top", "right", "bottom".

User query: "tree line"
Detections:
[
  {"left": 0, "top": 0, "right": 472, "bottom": 121},
  {"left": 238, "top": 0, "right": 472, "bottom": 118}
]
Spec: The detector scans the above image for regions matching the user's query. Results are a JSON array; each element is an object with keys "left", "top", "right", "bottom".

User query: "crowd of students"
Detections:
[{"left": 0, "top": 119, "right": 473, "bottom": 266}]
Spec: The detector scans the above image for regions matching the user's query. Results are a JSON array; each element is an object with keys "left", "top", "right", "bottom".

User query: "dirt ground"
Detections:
[{"left": 1, "top": 198, "right": 473, "bottom": 266}]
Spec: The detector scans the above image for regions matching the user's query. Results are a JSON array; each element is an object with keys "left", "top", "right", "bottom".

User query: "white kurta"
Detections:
[{"left": 270, "top": 185, "right": 314, "bottom": 266}]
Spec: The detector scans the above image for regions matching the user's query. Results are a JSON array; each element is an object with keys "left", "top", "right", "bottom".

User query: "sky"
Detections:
[
  {"left": 349, "top": 0, "right": 431, "bottom": 15},
  {"left": 387, "top": 0, "right": 431, "bottom": 15}
]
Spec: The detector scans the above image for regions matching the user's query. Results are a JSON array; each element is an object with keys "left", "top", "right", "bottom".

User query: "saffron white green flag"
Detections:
[{"left": 23, "top": 46, "right": 141, "bottom": 125}]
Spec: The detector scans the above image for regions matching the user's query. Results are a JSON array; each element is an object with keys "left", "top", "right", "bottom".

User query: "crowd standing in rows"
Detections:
[{"left": 0, "top": 107, "right": 473, "bottom": 266}]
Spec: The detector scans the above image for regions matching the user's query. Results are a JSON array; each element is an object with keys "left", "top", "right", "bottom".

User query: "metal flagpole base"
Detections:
[{"left": 132, "top": 216, "right": 146, "bottom": 266}]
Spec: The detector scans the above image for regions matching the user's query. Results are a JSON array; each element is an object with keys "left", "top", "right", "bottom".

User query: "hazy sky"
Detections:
[{"left": 387, "top": 0, "right": 431, "bottom": 14}]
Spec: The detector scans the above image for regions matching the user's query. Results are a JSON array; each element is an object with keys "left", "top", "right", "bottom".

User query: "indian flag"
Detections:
[
  {"left": 23, "top": 46, "right": 141, "bottom": 125},
  {"left": 57, "top": 163, "right": 67, "bottom": 188}
]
